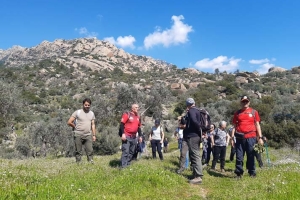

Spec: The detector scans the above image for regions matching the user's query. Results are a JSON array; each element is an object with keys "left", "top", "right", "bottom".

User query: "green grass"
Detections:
[{"left": 0, "top": 144, "right": 300, "bottom": 200}]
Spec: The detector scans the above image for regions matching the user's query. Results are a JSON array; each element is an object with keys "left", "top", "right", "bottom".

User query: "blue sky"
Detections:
[{"left": 1, "top": 0, "right": 299, "bottom": 74}]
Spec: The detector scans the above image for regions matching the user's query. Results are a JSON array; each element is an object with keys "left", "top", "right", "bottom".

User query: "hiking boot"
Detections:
[
  {"left": 189, "top": 177, "right": 202, "bottom": 184},
  {"left": 221, "top": 169, "right": 225, "bottom": 173}
]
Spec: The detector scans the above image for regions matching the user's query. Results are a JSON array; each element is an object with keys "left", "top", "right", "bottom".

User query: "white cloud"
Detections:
[
  {"left": 194, "top": 56, "right": 242, "bottom": 72},
  {"left": 75, "top": 27, "right": 98, "bottom": 38},
  {"left": 104, "top": 35, "right": 136, "bottom": 49},
  {"left": 249, "top": 58, "right": 270, "bottom": 65},
  {"left": 144, "top": 15, "right": 193, "bottom": 49},
  {"left": 257, "top": 63, "right": 275, "bottom": 74}
]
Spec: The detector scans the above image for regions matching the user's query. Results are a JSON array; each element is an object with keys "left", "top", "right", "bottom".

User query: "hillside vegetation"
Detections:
[
  {"left": 0, "top": 144, "right": 299, "bottom": 200},
  {"left": 0, "top": 38, "right": 300, "bottom": 158}
]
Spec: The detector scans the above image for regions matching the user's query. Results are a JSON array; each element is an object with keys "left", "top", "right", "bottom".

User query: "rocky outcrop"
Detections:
[
  {"left": 0, "top": 38, "right": 173, "bottom": 74},
  {"left": 170, "top": 83, "right": 187, "bottom": 92},
  {"left": 268, "top": 66, "right": 286, "bottom": 73},
  {"left": 235, "top": 71, "right": 260, "bottom": 84}
]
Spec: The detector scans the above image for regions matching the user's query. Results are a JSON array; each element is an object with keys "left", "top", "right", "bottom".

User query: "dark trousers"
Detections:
[
  {"left": 151, "top": 140, "right": 163, "bottom": 160},
  {"left": 202, "top": 149, "right": 207, "bottom": 163},
  {"left": 187, "top": 136, "right": 203, "bottom": 178},
  {"left": 121, "top": 137, "right": 137, "bottom": 168},
  {"left": 230, "top": 146, "right": 236, "bottom": 161},
  {"left": 205, "top": 144, "right": 213, "bottom": 165},
  {"left": 74, "top": 134, "right": 93, "bottom": 162},
  {"left": 212, "top": 146, "right": 226, "bottom": 169},
  {"left": 178, "top": 138, "right": 183, "bottom": 150},
  {"left": 254, "top": 151, "right": 263, "bottom": 168},
  {"left": 235, "top": 137, "right": 256, "bottom": 176}
]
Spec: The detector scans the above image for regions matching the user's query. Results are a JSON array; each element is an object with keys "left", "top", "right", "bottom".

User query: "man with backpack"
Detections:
[
  {"left": 67, "top": 98, "right": 96, "bottom": 163},
  {"left": 182, "top": 98, "right": 206, "bottom": 184},
  {"left": 119, "top": 104, "right": 142, "bottom": 168},
  {"left": 231, "top": 96, "right": 264, "bottom": 178}
]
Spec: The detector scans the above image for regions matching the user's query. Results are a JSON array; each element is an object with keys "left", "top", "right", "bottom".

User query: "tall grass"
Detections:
[{"left": 0, "top": 143, "right": 299, "bottom": 200}]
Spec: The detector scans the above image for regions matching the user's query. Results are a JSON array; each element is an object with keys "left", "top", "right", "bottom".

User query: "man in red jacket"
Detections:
[
  {"left": 120, "top": 104, "right": 142, "bottom": 168},
  {"left": 231, "top": 96, "right": 264, "bottom": 178}
]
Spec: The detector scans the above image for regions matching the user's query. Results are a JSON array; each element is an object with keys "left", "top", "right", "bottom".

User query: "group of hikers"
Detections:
[{"left": 67, "top": 95, "right": 265, "bottom": 184}]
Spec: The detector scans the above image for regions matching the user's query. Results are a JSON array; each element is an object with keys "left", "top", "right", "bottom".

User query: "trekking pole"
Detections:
[{"left": 264, "top": 142, "right": 271, "bottom": 167}]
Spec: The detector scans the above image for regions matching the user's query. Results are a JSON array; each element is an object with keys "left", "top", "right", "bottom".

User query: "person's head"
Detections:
[
  {"left": 131, "top": 104, "right": 139, "bottom": 114},
  {"left": 186, "top": 98, "right": 195, "bottom": 108},
  {"left": 210, "top": 124, "right": 216, "bottom": 132},
  {"left": 154, "top": 119, "right": 160, "bottom": 127},
  {"left": 219, "top": 121, "right": 227, "bottom": 130},
  {"left": 240, "top": 95, "right": 250, "bottom": 109},
  {"left": 82, "top": 98, "right": 92, "bottom": 112}
]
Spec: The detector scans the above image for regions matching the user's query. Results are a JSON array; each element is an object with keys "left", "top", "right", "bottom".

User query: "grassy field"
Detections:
[{"left": 0, "top": 143, "right": 300, "bottom": 200}]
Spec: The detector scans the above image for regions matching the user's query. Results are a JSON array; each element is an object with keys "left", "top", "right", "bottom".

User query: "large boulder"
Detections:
[
  {"left": 268, "top": 66, "right": 286, "bottom": 73},
  {"left": 235, "top": 76, "right": 248, "bottom": 84}
]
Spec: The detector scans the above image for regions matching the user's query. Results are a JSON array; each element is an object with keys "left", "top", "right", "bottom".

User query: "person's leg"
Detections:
[
  {"left": 255, "top": 151, "right": 263, "bottom": 168},
  {"left": 157, "top": 140, "right": 163, "bottom": 160},
  {"left": 230, "top": 146, "right": 236, "bottom": 161},
  {"left": 83, "top": 135, "right": 93, "bottom": 162},
  {"left": 178, "top": 140, "right": 188, "bottom": 172},
  {"left": 246, "top": 137, "right": 257, "bottom": 176},
  {"left": 234, "top": 139, "right": 245, "bottom": 176},
  {"left": 202, "top": 149, "right": 207, "bottom": 164},
  {"left": 187, "top": 136, "right": 203, "bottom": 178},
  {"left": 121, "top": 139, "right": 130, "bottom": 168},
  {"left": 151, "top": 140, "right": 157, "bottom": 159},
  {"left": 220, "top": 146, "right": 227, "bottom": 170},
  {"left": 127, "top": 138, "right": 137, "bottom": 165},
  {"left": 206, "top": 144, "right": 212, "bottom": 165},
  {"left": 74, "top": 136, "right": 83, "bottom": 162},
  {"left": 211, "top": 146, "right": 221, "bottom": 169}
]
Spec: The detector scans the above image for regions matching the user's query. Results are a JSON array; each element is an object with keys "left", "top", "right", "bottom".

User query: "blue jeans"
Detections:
[
  {"left": 178, "top": 138, "right": 183, "bottom": 150},
  {"left": 121, "top": 137, "right": 137, "bottom": 168},
  {"left": 235, "top": 137, "right": 256, "bottom": 176}
]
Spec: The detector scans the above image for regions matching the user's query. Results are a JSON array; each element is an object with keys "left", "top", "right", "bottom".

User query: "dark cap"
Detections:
[
  {"left": 155, "top": 119, "right": 160, "bottom": 124},
  {"left": 240, "top": 95, "right": 250, "bottom": 102},
  {"left": 186, "top": 98, "right": 195, "bottom": 106}
]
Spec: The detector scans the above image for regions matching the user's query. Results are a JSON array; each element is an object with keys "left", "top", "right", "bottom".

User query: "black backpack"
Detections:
[{"left": 195, "top": 107, "right": 212, "bottom": 133}]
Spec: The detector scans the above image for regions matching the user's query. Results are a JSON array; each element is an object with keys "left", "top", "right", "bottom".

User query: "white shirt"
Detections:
[{"left": 152, "top": 126, "right": 162, "bottom": 140}]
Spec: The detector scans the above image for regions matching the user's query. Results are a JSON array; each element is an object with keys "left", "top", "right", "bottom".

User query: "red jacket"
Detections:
[{"left": 121, "top": 112, "right": 141, "bottom": 136}]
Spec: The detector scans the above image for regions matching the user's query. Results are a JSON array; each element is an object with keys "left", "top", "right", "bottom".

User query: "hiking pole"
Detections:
[{"left": 264, "top": 142, "right": 271, "bottom": 167}]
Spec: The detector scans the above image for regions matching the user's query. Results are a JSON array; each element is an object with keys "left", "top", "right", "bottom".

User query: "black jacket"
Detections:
[{"left": 183, "top": 106, "right": 201, "bottom": 139}]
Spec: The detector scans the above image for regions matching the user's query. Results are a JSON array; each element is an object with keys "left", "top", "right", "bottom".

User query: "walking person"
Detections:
[
  {"left": 228, "top": 126, "right": 236, "bottom": 162},
  {"left": 181, "top": 98, "right": 204, "bottom": 184},
  {"left": 231, "top": 96, "right": 264, "bottom": 178},
  {"left": 177, "top": 114, "right": 190, "bottom": 174},
  {"left": 119, "top": 104, "right": 142, "bottom": 168},
  {"left": 203, "top": 124, "right": 215, "bottom": 166},
  {"left": 149, "top": 119, "right": 164, "bottom": 160},
  {"left": 211, "top": 121, "right": 230, "bottom": 172},
  {"left": 67, "top": 98, "right": 96, "bottom": 163}
]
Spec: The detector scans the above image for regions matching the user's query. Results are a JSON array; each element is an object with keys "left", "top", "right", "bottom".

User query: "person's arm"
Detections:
[
  {"left": 226, "top": 133, "right": 230, "bottom": 146},
  {"left": 67, "top": 116, "right": 76, "bottom": 129},
  {"left": 91, "top": 119, "right": 96, "bottom": 141},
  {"left": 149, "top": 129, "right": 153, "bottom": 141},
  {"left": 231, "top": 127, "right": 236, "bottom": 147},
  {"left": 160, "top": 128, "right": 164, "bottom": 144},
  {"left": 255, "top": 122, "right": 264, "bottom": 145},
  {"left": 211, "top": 133, "right": 215, "bottom": 147}
]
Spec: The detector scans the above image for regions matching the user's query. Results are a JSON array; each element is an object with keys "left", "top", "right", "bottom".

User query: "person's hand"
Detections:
[
  {"left": 92, "top": 135, "right": 96, "bottom": 142},
  {"left": 121, "top": 133, "right": 127, "bottom": 141},
  {"left": 231, "top": 140, "right": 235, "bottom": 148},
  {"left": 160, "top": 140, "right": 163, "bottom": 144},
  {"left": 258, "top": 138, "right": 264, "bottom": 146}
]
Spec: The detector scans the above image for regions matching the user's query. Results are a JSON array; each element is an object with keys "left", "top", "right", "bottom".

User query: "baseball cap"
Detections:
[
  {"left": 155, "top": 119, "right": 160, "bottom": 124},
  {"left": 186, "top": 98, "right": 195, "bottom": 106},
  {"left": 240, "top": 96, "right": 250, "bottom": 102}
]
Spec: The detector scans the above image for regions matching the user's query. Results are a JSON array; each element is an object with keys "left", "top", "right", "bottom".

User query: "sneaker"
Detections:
[
  {"left": 189, "top": 177, "right": 202, "bottom": 184},
  {"left": 221, "top": 169, "right": 225, "bottom": 173},
  {"left": 202, "top": 164, "right": 207, "bottom": 168},
  {"left": 89, "top": 159, "right": 94, "bottom": 164}
]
